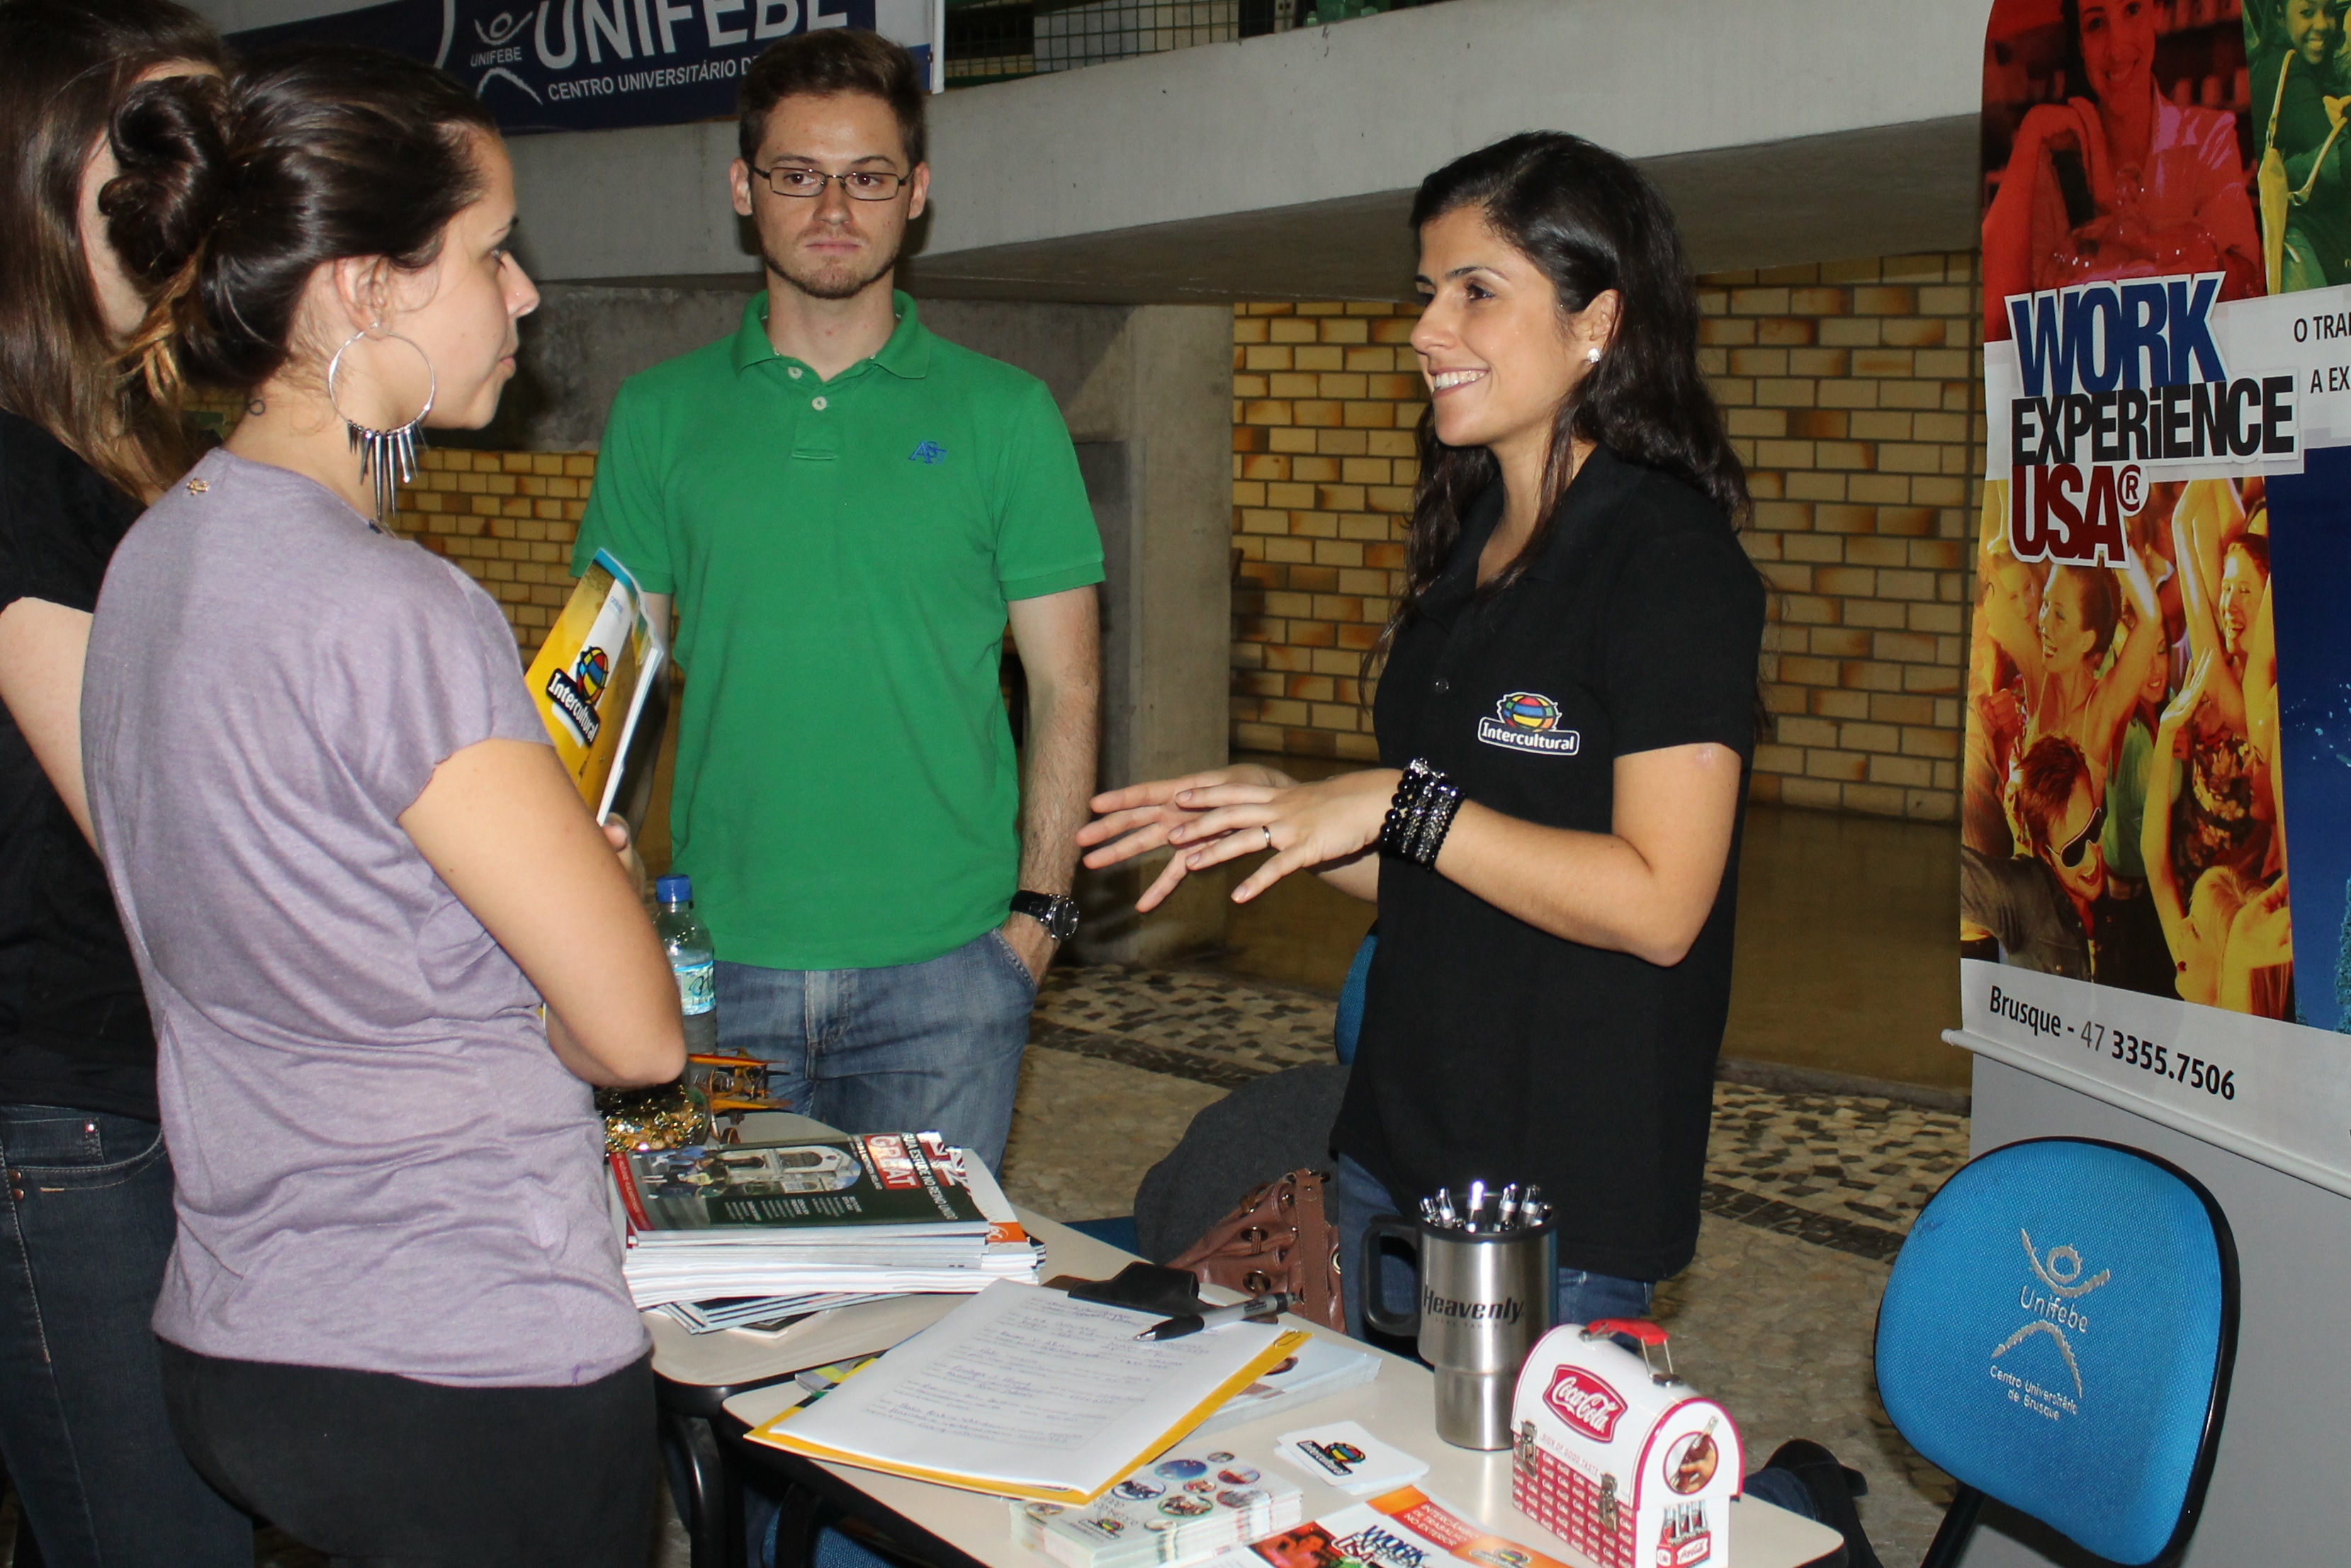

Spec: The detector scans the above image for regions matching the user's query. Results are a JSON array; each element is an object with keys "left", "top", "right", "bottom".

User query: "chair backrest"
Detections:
[
  {"left": 1875, "top": 1137, "right": 2238, "bottom": 1567},
  {"left": 1334, "top": 932, "right": 1376, "bottom": 1064}
]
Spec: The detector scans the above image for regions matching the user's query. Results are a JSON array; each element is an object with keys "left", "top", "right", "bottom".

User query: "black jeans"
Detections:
[
  {"left": 158, "top": 1340, "right": 658, "bottom": 1568},
  {"left": 0, "top": 1105, "right": 249, "bottom": 1568}
]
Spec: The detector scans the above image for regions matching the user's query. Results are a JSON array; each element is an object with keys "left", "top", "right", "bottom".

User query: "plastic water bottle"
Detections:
[{"left": 654, "top": 874, "right": 718, "bottom": 1054}]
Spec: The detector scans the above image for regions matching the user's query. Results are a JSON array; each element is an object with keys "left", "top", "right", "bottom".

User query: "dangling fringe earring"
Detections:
[{"left": 326, "top": 326, "right": 436, "bottom": 526}]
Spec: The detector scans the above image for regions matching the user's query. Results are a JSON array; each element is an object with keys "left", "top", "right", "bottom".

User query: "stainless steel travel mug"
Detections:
[{"left": 1361, "top": 1213, "right": 1555, "bottom": 1449}]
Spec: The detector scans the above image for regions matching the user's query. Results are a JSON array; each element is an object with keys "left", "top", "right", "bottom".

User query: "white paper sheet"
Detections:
[{"left": 763, "top": 1280, "right": 1290, "bottom": 1496}]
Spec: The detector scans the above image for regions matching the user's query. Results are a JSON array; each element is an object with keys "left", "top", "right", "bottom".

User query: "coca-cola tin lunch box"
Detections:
[{"left": 1509, "top": 1321, "right": 1743, "bottom": 1568}]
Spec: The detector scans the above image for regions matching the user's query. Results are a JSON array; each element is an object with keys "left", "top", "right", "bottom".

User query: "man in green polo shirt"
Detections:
[{"left": 573, "top": 30, "right": 1102, "bottom": 1171}]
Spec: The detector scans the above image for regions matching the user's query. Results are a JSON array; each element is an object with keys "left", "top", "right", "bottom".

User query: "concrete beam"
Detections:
[
  {"left": 898, "top": 117, "right": 1980, "bottom": 303},
  {"left": 501, "top": 0, "right": 1994, "bottom": 299},
  {"left": 915, "top": 0, "right": 1988, "bottom": 261}
]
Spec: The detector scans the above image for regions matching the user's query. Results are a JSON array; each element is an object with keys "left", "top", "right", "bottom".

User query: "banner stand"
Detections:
[
  {"left": 1949, "top": 1026, "right": 2351, "bottom": 1200},
  {"left": 1961, "top": 1, "right": 2351, "bottom": 1558}
]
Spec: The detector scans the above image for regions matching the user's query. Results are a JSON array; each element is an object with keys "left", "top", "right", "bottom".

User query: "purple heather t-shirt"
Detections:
[{"left": 81, "top": 449, "right": 645, "bottom": 1387}]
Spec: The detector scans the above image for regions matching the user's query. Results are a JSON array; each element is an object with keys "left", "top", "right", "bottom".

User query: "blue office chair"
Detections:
[
  {"left": 1874, "top": 1137, "right": 2238, "bottom": 1568},
  {"left": 1334, "top": 931, "right": 1375, "bottom": 1065}
]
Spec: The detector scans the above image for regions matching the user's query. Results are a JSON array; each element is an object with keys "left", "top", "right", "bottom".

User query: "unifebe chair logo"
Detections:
[
  {"left": 1541, "top": 1367, "right": 1627, "bottom": 1442},
  {"left": 1479, "top": 692, "right": 1580, "bottom": 755},
  {"left": 1988, "top": 1229, "right": 2112, "bottom": 1422}
]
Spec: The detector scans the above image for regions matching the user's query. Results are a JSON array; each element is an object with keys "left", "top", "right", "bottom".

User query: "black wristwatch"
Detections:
[{"left": 1010, "top": 890, "right": 1081, "bottom": 942}]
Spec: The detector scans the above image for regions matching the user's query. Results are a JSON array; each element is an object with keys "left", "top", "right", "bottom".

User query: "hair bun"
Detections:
[{"left": 101, "top": 72, "right": 231, "bottom": 289}]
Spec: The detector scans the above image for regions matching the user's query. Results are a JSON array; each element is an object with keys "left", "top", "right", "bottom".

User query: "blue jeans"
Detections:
[
  {"left": 716, "top": 930, "right": 1035, "bottom": 1172},
  {"left": 0, "top": 1105, "right": 249, "bottom": 1567},
  {"left": 1334, "top": 1151, "right": 1654, "bottom": 1343}
]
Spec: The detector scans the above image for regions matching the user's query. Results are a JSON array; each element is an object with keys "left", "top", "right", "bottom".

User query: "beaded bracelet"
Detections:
[{"left": 1379, "top": 757, "right": 1465, "bottom": 869}]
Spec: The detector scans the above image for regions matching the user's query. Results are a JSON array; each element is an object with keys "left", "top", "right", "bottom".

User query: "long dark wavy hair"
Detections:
[
  {"left": 0, "top": 0, "right": 225, "bottom": 497},
  {"left": 1380, "top": 132, "right": 1748, "bottom": 655}
]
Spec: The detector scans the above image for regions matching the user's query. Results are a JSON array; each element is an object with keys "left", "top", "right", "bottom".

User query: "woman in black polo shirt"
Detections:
[{"left": 1081, "top": 132, "right": 1765, "bottom": 1330}]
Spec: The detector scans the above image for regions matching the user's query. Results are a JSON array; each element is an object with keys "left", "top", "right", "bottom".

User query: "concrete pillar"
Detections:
[
  {"left": 460, "top": 283, "right": 755, "bottom": 451},
  {"left": 486, "top": 286, "right": 1234, "bottom": 964},
  {"left": 920, "top": 300, "right": 1236, "bottom": 966}
]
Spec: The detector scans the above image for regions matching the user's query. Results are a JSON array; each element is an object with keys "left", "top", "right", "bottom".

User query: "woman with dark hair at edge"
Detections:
[
  {"left": 0, "top": 4, "right": 252, "bottom": 1562},
  {"left": 1078, "top": 132, "right": 1878, "bottom": 1562},
  {"left": 1982, "top": 0, "right": 2262, "bottom": 337},
  {"left": 82, "top": 45, "right": 684, "bottom": 1563}
]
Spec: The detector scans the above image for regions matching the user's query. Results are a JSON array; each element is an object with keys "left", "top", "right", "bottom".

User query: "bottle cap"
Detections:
[{"left": 655, "top": 874, "right": 692, "bottom": 904}]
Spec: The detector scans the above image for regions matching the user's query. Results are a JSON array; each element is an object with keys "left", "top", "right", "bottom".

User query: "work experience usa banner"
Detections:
[
  {"left": 227, "top": 0, "right": 942, "bottom": 135},
  {"left": 1965, "top": 0, "right": 2351, "bottom": 1193}
]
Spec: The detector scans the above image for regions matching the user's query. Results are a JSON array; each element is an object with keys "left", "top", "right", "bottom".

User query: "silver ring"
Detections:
[{"left": 1262, "top": 825, "right": 1275, "bottom": 850}]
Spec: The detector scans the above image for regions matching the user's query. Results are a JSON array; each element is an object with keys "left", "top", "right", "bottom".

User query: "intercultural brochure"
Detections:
[{"left": 524, "top": 547, "right": 667, "bottom": 833}]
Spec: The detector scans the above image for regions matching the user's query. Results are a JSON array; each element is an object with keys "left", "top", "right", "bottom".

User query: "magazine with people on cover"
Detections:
[{"left": 609, "top": 1132, "right": 990, "bottom": 1236}]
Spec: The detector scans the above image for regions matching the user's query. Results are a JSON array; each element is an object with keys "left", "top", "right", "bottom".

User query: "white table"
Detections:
[{"left": 654, "top": 1207, "right": 1844, "bottom": 1568}]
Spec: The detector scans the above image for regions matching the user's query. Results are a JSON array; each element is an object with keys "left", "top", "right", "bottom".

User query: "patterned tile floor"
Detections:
[
  {"left": 1029, "top": 964, "right": 1340, "bottom": 1085},
  {"left": 1699, "top": 1083, "right": 1972, "bottom": 1263},
  {"left": 1024, "top": 966, "right": 1973, "bottom": 1263}
]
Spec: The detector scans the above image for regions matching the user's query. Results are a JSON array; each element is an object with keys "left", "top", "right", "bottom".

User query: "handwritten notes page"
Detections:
[{"left": 748, "top": 1280, "right": 1307, "bottom": 1501}]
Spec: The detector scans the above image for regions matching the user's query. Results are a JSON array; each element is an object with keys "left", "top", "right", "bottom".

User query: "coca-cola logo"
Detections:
[{"left": 1543, "top": 1367, "right": 1628, "bottom": 1442}]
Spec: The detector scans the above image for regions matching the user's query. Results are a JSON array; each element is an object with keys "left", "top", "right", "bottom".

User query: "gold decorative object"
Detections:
[{"left": 596, "top": 1078, "right": 713, "bottom": 1156}]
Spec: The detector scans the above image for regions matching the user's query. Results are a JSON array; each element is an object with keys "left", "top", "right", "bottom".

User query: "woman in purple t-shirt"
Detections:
[{"left": 81, "top": 47, "right": 684, "bottom": 1566}]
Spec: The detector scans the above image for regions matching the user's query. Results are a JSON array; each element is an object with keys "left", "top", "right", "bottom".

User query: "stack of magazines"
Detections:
[{"left": 608, "top": 1132, "right": 1041, "bottom": 1330}]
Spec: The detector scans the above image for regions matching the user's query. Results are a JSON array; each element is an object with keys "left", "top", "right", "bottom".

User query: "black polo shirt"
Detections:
[
  {"left": 1331, "top": 445, "right": 1765, "bottom": 1282},
  {"left": 0, "top": 410, "right": 156, "bottom": 1119}
]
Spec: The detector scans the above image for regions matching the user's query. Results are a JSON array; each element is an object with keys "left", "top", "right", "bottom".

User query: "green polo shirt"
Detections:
[{"left": 574, "top": 293, "right": 1103, "bottom": 970}]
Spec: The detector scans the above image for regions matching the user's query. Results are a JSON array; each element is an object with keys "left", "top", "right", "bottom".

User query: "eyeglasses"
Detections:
[
  {"left": 2054, "top": 801, "right": 2107, "bottom": 869},
  {"left": 746, "top": 164, "right": 910, "bottom": 201}
]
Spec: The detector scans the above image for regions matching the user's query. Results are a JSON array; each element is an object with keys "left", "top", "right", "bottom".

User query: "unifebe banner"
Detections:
[
  {"left": 227, "top": 0, "right": 942, "bottom": 135},
  {"left": 1963, "top": 0, "right": 2351, "bottom": 1192}
]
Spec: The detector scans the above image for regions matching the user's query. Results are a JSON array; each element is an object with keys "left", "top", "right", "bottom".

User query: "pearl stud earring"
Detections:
[{"left": 1586, "top": 347, "right": 1602, "bottom": 363}]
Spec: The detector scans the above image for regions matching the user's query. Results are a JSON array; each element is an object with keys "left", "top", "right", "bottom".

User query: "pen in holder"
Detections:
[{"left": 1363, "top": 1185, "right": 1556, "bottom": 1450}]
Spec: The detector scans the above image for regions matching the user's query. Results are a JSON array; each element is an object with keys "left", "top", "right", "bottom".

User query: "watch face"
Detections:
[{"left": 1015, "top": 893, "right": 1081, "bottom": 940}]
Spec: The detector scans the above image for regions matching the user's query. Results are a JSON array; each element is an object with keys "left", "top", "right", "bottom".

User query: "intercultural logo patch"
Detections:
[
  {"left": 1478, "top": 692, "right": 1580, "bottom": 755},
  {"left": 545, "top": 643, "right": 609, "bottom": 748}
]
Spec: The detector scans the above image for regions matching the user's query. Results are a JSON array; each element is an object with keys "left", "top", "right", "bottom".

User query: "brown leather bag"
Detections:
[{"left": 1168, "top": 1168, "right": 1344, "bottom": 1331}]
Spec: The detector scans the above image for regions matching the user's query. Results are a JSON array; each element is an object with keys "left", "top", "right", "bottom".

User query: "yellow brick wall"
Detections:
[
  {"left": 1703, "top": 253, "right": 1980, "bottom": 821},
  {"left": 392, "top": 448, "right": 595, "bottom": 653},
  {"left": 1230, "top": 301, "right": 1425, "bottom": 762},
  {"left": 1229, "top": 252, "right": 1985, "bottom": 823}
]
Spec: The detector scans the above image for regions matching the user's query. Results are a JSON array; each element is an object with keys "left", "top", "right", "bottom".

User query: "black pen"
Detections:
[{"left": 1132, "top": 1293, "right": 1295, "bottom": 1341}]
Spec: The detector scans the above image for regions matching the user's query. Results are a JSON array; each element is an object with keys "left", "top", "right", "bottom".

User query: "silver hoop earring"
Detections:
[{"left": 326, "top": 327, "right": 436, "bottom": 524}]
